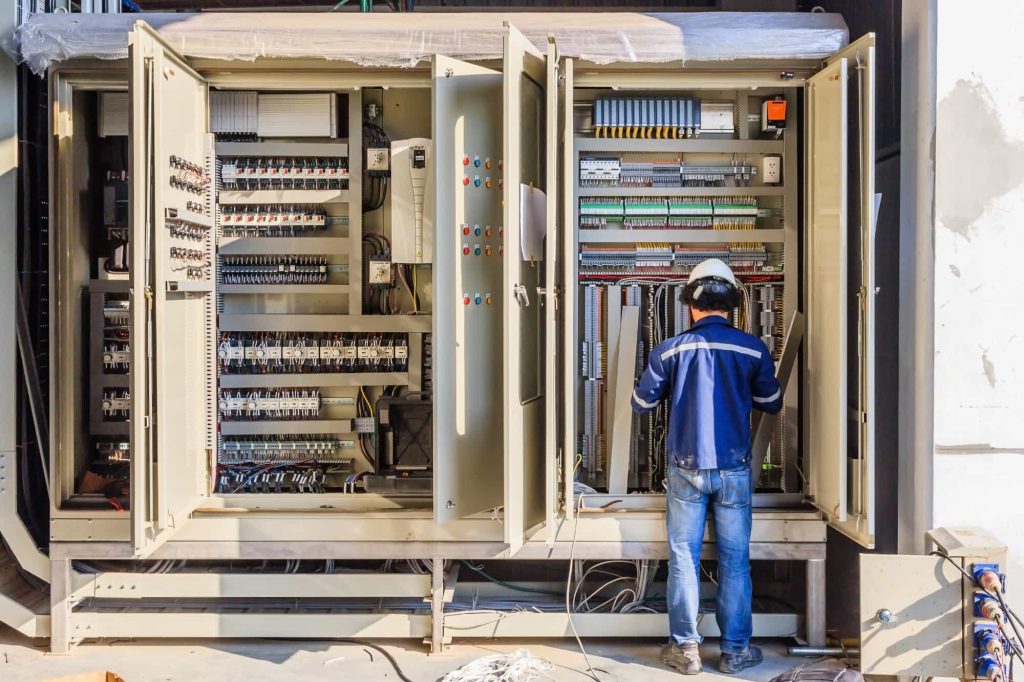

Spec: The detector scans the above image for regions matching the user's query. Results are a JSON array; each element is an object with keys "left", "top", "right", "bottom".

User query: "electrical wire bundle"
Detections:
[
  {"left": 363, "top": 117, "right": 391, "bottom": 212},
  {"left": 217, "top": 459, "right": 325, "bottom": 494},
  {"left": 570, "top": 559, "right": 660, "bottom": 614},
  {"left": 933, "top": 551, "right": 1024, "bottom": 681}
]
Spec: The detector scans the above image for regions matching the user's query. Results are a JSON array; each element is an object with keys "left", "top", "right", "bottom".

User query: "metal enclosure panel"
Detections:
[
  {"left": 804, "top": 57, "right": 848, "bottom": 529},
  {"left": 431, "top": 55, "right": 505, "bottom": 524},
  {"left": 544, "top": 40, "right": 560, "bottom": 543},
  {"left": 128, "top": 31, "right": 153, "bottom": 553},
  {"left": 859, "top": 554, "right": 964, "bottom": 678},
  {"left": 832, "top": 35, "right": 878, "bottom": 547},
  {"left": 129, "top": 22, "right": 211, "bottom": 557},
  {"left": 560, "top": 58, "right": 576, "bottom": 523},
  {"left": 503, "top": 25, "right": 547, "bottom": 551}
]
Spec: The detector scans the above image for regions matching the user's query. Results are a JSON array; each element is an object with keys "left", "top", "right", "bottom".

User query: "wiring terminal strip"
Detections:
[
  {"left": 217, "top": 332, "right": 409, "bottom": 374},
  {"left": 220, "top": 157, "right": 349, "bottom": 191},
  {"left": 101, "top": 389, "right": 130, "bottom": 421},
  {"left": 219, "top": 204, "right": 332, "bottom": 238},
  {"left": 581, "top": 156, "right": 758, "bottom": 188},
  {"left": 219, "top": 389, "right": 323, "bottom": 421},
  {"left": 221, "top": 256, "right": 330, "bottom": 285}
]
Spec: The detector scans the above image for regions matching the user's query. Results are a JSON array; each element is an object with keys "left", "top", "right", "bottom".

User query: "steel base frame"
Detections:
[{"left": 47, "top": 537, "right": 825, "bottom": 654}]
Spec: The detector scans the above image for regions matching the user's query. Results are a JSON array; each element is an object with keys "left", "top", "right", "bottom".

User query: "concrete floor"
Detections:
[{"left": 0, "top": 626, "right": 814, "bottom": 681}]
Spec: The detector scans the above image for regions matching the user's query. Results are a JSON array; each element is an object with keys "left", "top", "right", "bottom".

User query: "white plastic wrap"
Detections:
[{"left": 5, "top": 11, "right": 848, "bottom": 76}]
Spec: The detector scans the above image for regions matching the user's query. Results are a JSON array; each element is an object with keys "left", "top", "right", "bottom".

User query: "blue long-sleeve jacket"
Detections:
[{"left": 631, "top": 315, "right": 782, "bottom": 470}]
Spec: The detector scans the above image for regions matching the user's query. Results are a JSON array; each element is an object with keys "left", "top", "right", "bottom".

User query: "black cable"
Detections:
[
  {"left": 932, "top": 550, "right": 1024, "bottom": 672},
  {"left": 332, "top": 639, "right": 415, "bottom": 682},
  {"left": 995, "top": 589, "right": 1024, "bottom": 660}
]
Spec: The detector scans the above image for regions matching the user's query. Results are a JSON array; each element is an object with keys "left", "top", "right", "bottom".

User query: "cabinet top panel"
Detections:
[{"left": 14, "top": 12, "right": 848, "bottom": 76}]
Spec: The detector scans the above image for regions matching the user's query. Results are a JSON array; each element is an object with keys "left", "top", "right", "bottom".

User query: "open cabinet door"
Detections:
[
  {"left": 543, "top": 39, "right": 560, "bottom": 544},
  {"left": 561, "top": 57, "right": 576, "bottom": 527},
  {"left": 432, "top": 55, "right": 506, "bottom": 524},
  {"left": 503, "top": 25, "right": 547, "bottom": 551},
  {"left": 129, "top": 22, "right": 213, "bottom": 557},
  {"left": 805, "top": 34, "right": 876, "bottom": 548}
]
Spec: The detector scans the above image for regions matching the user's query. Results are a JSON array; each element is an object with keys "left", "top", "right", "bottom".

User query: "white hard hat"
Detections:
[{"left": 687, "top": 258, "right": 737, "bottom": 286}]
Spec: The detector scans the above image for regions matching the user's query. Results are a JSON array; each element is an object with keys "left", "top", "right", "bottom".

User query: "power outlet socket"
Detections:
[{"left": 763, "top": 155, "right": 782, "bottom": 184}]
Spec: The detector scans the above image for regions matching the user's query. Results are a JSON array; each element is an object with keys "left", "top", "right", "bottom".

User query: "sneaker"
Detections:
[
  {"left": 718, "top": 645, "right": 764, "bottom": 674},
  {"left": 661, "top": 641, "right": 702, "bottom": 675}
]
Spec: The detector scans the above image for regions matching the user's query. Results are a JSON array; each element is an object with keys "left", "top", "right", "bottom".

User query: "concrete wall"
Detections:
[{"left": 931, "top": 0, "right": 1024, "bottom": 575}]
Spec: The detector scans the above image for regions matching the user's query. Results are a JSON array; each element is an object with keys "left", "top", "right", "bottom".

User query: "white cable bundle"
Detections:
[{"left": 441, "top": 649, "right": 554, "bottom": 682}]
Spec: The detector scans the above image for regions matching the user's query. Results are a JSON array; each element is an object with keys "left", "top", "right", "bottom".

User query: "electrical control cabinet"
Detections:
[
  {"left": 23, "top": 15, "right": 877, "bottom": 650},
  {"left": 47, "top": 23, "right": 556, "bottom": 558},
  {"left": 46, "top": 22, "right": 876, "bottom": 551},
  {"left": 558, "top": 36, "right": 878, "bottom": 549}
]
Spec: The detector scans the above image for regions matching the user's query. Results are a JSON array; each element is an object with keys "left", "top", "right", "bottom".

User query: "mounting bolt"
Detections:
[
  {"left": 446, "top": 500, "right": 455, "bottom": 510},
  {"left": 876, "top": 608, "right": 894, "bottom": 623}
]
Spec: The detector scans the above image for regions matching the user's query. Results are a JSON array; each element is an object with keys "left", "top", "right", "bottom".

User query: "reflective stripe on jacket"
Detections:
[{"left": 631, "top": 315, "right": 782, "bottom": 470}]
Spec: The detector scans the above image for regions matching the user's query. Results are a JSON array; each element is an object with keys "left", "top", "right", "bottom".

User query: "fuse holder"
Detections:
[
  {"left": 463, "top": 176, "right": 470, "bottom": 186},
  {"left": 486, "top": 293, "right": 493, "bottom": 305},
  {"left": 473, "top": 155, "right": 481, "bottom": 167},
  {"left": 474, "top": 245, "right": 481, "bottom": 256},
  {"left": 462, "top": 226, "right": 470, "bottom": 236},
  {"left": 485, "top": 157, "right": 492, "bottom": 169},
  {"left": 473, "top": 176, "right": 481, "bottom": 188},
  {"left": 485, "top": 178, "right": 493, "bottom": 189},
  {"left": 485, "top": 226, "right": 493, "bottom": 237},
  {"left": 485, "top": 245, "right": 493, "bottom": 256},
  {"left": 474, "top": 225, "right": 481, "bottom": 236},
  {"left": 463, "top": 294, "right": 471, "bottom": 305},
  {"left": 474, "top": 293, "right": 482, "bottom": 305},
  {"left": 462, "top": 244, "right": 470, "bottom": 256},
  {"left": 462, "top": 156, "right": 470, "bottom": 166}
]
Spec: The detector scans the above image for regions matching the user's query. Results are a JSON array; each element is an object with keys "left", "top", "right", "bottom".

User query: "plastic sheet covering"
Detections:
[{"left": 5, "top": 12, "right": 848, "bottom": 76}]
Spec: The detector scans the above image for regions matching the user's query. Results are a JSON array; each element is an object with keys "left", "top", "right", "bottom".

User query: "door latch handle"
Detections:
[{"left": 513, "top": 284, "right": 530, "bottom": 307}]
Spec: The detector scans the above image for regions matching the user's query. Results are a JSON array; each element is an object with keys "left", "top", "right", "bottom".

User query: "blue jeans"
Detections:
[{"left": 666, "top": 464, "right": 753, "bottom": 653}]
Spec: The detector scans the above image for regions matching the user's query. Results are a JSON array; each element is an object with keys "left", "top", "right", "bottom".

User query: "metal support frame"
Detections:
[
  {"left": 50, "top": 558, "right": 72, "bottom": 654},
  {"left": 429, "top": 557, "right": 445, "bottom": 654},
  {"left": 443, "top": 612, "right": 802, "bottom": 640},
  {"left": 805, "top": 558, "right": 826, "bottom": 647},
  {"left": 44, "top": 531, "right": 824, "bottom": 652}
]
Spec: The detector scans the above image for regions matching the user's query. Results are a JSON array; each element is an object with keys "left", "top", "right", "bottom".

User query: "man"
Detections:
[{"left": 631, "top": 258, "right": 782, "bottom": 676}]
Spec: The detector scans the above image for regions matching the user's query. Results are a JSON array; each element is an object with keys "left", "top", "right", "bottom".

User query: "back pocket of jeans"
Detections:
[
  {"left": 670, "top": 467, "right": 702, "bottom": 503},
  {"left": 719, "top": 469, "right": 751, "bottom": 509}
]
